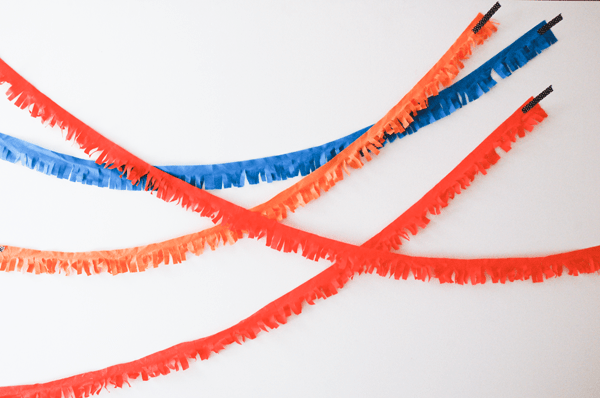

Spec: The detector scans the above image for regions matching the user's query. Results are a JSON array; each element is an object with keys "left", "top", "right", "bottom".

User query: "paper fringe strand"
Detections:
[
  {"left": 0, "top": 21, "right": 556, "bottom": 193},
  {"left": 363, "top": 101, "right": 546, "bottom": 251},
  {"left": 0, "top": 127, "right": 369, "bottom": 191},
  {"left": 1, "top": 243, "right": 598, "bottom": 398}
]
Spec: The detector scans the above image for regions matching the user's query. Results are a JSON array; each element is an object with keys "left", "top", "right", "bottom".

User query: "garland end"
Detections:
[
  {"left": 522, "top": 85, "right": 553, "bottom": 113},
  {"left": 473, "top": 2, "right": 501, "bottom": 34},
  {"left": 538, "top": 14, "right": 562, "bottom": 35}
]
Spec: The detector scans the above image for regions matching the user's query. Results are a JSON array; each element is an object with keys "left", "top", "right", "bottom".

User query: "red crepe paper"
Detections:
[
  {"left": 1, "top": 244, "right": 599, "bottom": 397},
  {"left": 362, "top": 99, "right": 545, "bottom": 251}
]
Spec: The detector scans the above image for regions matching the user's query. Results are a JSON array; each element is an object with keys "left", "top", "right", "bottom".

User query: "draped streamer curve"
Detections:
[
  {"left": 362, "top": 103, "right": 544, "bottom": 251},
  {"left": 1, "top": 242, "right": 598, "bottom": 398},
  {"left": 0, "top": 128, "right": 370, "bottom": 191}
]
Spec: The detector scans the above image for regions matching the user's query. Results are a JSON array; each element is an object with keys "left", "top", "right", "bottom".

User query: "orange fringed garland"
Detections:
[
  {"left": 253, "top": 16, "right": 498, "bottom": 222},
  {"left": 0, "top": 224, "right": 241, "bottom": 276}
]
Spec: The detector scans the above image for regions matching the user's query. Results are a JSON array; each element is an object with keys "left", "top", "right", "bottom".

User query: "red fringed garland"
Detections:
[
  {"left": 1, "top": 243, "right": 599, "bottom": 398},
  {"left": 362, "top": 100, "right": 547, "bottom": 251}
]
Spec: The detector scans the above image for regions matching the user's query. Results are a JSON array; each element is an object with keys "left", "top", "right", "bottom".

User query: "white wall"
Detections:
[{"left": 0, "top": 1, "right": 599, "bottom": 397}]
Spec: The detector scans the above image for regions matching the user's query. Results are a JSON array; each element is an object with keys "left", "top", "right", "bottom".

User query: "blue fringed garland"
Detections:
[{"left": 0, "top": 22, "right": 557, "bottom": 191}]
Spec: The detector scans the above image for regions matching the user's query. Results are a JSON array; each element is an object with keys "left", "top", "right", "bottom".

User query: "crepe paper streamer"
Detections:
[
  {"left": 2, "top": 244, "right": 599, "bottom": 398},
  {"left": 0, "top": 13, "right": 502, "bottom": 290},
  {"left": 538, "top": 14, "right": 562, "bottom": 35},
  {"left": 161, "top": 129, "right": 370, "bottom": 189},
  {"left": 522, "top": 85, "right": 553, "bottom": 113},
  {"left": 473, "top": 2, "right": 501, "bottom": 34},
  {"left": 0, "top": 127, "right": 369, "bottom": 191},
  {"left": 363, "top": 92, "right": 554, "bottom": 251},
  {"left": 0, "top": 21, "right": 556, "bottom": 193},
  {"left": 0, "top": 99, "right": 549, "bottom": 277}
]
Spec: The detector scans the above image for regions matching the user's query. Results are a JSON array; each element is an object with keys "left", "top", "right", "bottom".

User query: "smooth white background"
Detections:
[{"left": 0, "top": 1, "right": 599, "bottom": 397}]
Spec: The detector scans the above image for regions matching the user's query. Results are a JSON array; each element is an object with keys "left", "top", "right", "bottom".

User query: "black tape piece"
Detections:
[
  {"left": 538, "top": 14, "right": 562, "bottom": 35},
  {"left": 522, "top": 86, "right": 553, "bottom": 113},
  {"left": 473, "top": 2, "right": 501, "bottom": 34}
]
